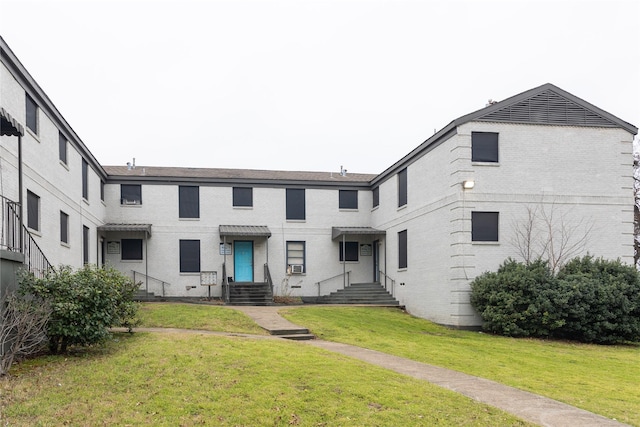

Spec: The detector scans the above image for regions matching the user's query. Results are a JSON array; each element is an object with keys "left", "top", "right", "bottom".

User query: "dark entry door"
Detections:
[{"left": 234, "top": 241, "right": 254, "bottom": 282}]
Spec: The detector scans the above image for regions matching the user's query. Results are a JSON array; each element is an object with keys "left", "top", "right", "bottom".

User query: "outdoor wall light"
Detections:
[{"left": 462, "top": 180, "right": 475, "bottom": 189}]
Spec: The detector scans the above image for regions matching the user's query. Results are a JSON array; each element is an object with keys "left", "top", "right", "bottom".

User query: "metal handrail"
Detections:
[
  {"left": 315, "top": 270, "right": 351, "bottom": 297},
  {"left": 264, "top": 263, "right": 273, "bottom": 296},
  {"left": 379, "top": 270, "right": 396, "bottom": 297},
  {"left": 132, "top": 270, "right": 170, "bottom": 297},
  {"left": 1, "top": 196, "right": 21, "bottom": 252},
  {"left": 221, "top": 263, "right": 229, "bottom": 303}
]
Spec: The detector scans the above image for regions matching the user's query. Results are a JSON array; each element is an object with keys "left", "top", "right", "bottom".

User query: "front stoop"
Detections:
[
  {"left": 302, "top": 282, "right": 400, "bottom": 306},
  {"left": 226, "top": 282, "right": 274, "bottom": 306}
]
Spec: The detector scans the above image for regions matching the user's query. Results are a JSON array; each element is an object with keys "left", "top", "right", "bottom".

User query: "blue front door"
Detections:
[{"left": 234, "top": 241, "right": 254, "bottom": 282}]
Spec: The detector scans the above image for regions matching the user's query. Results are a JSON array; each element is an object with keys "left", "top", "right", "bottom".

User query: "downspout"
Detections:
[
  {"left": 18, "top": 134, "right": 23, "bottom": 251},
  {"left": 342, "top": 234, "right": 346, "bottom": 289},
  {"left": 145, "top": 233, "right": 149, "bottom": 295}
]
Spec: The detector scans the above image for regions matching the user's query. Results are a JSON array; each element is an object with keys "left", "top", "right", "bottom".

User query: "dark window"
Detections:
[
  {"left": 83, "top": 226, "right": 89, "bottom": 264},
  {"left": 398, "top": 230, "right": 408, "bottom": 269},
  {"left": 472, "top": 132, "right": 499, "bottom": 162},
  {"left": 233, "top": 187, "right": 253, "bottom": 207},
  {"left": 27, "top": 190, "right": 39, "bottom": 231},
  {"left": 180, "top": 240, "right": 200, "bottom": 272},
  {"left": 286, "top": 241, "right": 305, "bottom": 273},
  {"left": 471, "top": 211, "right": 499, "bottom": 242},
  {"left": 121, "top": 184, "right": 142, "bottom": 205},
  {"left": 339, "top": 190, "right": 358, "bottom": 209},
  {"left": 339, "top": 241, "right": 359, "bottom": 262},
  {"left": 398, "top": 168, "right": 407, "bottom": 207},
  {"left": 59, "top": 132, "right": 68, "bottom": 164},
  {"left": 122, "top": 239, "right": 143, "bottom": 260},
  {"left": 100, "top": 181, "right": 105, "bottom": 201},
  {"left": 372, "top": 187, "right": 379, "bottom": 208},
  {"left": 26, "top": 94, "right": 37, "bottom": 134},
  {"left": 60, "top": 211, "right": 69, "bottom": 243},
  {"left": 286, "top": 189, "right": 305, "bottom": 220},
  {"left": 179, "top": 186, "right": 200, "bottom": 218},
  {"left": 82, "top": 160, "right": 89, "bottom": 199}
]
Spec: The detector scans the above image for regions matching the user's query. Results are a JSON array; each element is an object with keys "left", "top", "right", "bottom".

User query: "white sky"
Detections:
[{"left": 2, "top": 0, "right": 639, "bottom": 174}]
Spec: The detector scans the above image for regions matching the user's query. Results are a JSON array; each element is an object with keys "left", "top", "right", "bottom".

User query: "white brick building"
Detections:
[{"left": 1, "top": 36, "right": 637, "bottom": 327}]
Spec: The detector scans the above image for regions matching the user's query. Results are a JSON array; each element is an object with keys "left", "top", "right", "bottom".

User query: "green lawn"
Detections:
[
  {"left": 0, "top": 332, "right": 531, "bottom": 426},
  {"left": 281, "top": 306, "right": 640, "bottom": 426}
]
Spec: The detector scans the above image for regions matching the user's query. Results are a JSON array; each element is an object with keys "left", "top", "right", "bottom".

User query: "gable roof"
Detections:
[{"left": 372, "top": 83, "right": 638, "bottom": 186}]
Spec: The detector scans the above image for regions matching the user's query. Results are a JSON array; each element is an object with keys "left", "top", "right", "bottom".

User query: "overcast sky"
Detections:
[{"left": 2, "top": 0, "right": 638, "bottom": 174}]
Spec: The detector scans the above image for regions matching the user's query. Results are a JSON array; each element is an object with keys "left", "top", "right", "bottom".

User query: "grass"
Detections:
[
  {"left": 281, "top": 306, "right": 640, "bottom": 426},
  {"left": 137, "top": 302, "right": 267, "bottom": 335},
  {"left": 0, "top": 332, "right": 532, "bottom": 426}
]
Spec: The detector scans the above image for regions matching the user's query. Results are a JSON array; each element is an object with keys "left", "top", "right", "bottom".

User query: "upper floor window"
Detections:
[
  {"left": 179, "top": 186, "right": 200, "bottom": 218},
  {"left": 339, "top": 241, "right": 359, "bottom": 262},
  {"left": 100, "top": 181, "right": 105, "bottom": 201},
  {"left": 179, "top": 239, "right": 201, "bottom": 273},
  {"left": 372, "top": 187, "right": 379, "bottom": 208},
  {"left": 471, "top": 132, "right": 499, "bottom": 163},
  {"left": 121, "top": 184, "right": 142, "bottom": 205},
  {"left": 286, "top": 241, "right": 306, "bottom": 274},
  {"left": 27, "top": 190, "right": 40, "bottom": 231},
  {"left": 26, "top": 94, "right": 38, "bottom": 134},
  {"left": 82, "top": 160, "right": 89, "bottom": 200},
  {"left": 122, "top": 239, "right": 143, "bottom": 260},
  {"left": 471, "top": 211, "right": 499, "bottom": 242},
  {"left": 60, "top": 211, "right": 69, "bottom": 244},
  {"left": 82, "top": 225, "right": 90, "bottom": 264},
  {"left": 233, "top": 187, "right": 253, "bottom": 207},
  {"left": 339, "top": 190, "right": 358, "bottom": 210},
  {"left": 286, "top": 188, "right": 305, "bottom": 220},
  {"left": 398, "top": 229, "right": 408, "bottom": 269},
  {"left": 59, "top": 132, "right": 68, "bottom": 165},
  {"left": 398, "top": 168, "right": 407, "bottom": 207}
]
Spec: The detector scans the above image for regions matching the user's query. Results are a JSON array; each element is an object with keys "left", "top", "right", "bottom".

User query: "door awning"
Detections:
[
  {"left": 1, "top": 107, "right": 24, "bottom": 137},
  {"left": 97, "top": 223, "right": 152, "bottom": 237},
  {"left": 332, "top": 226, "right": 386, "bottom": 240},
  {"left": 219, "top": 225, "right": 271, "bottom": 238}
]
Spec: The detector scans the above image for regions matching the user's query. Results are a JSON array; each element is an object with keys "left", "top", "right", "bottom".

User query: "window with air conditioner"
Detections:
[
  {"left": 286, "top": 241, "right": 305, "bottom": 274},
  {"left": 121, "top": 184, "right": 142, "bottom": 205}
]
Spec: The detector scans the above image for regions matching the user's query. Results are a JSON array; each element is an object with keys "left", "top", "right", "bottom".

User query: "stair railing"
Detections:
[
  {"left": 222, "top": 262, "right": 229, "bottom": 303},
  {"left": 132, "top": 270, "right": 170, "bottom": 297},
  {"left": 315, "top": 270, "right": 351, "bottom": 297},
  {"left": 264, "top": 263, "right": 273, "bottom": 296},
  {"left": 378, "top": 270, "right": 396, "bottom": 297}
]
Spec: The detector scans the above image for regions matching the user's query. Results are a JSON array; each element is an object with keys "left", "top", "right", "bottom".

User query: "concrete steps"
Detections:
[
  {"left": 226, "top": 282, "right": 273, "bottom": 306},
  {"left": 269, "top": 327, "right": 315, "bottom": 341},
  {"left": 302, "top": 282, "right": 399, "bottom": 306}
]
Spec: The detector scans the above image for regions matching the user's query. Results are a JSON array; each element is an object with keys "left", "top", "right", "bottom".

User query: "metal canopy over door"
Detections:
[{"left": 234, "top": 241, "right": 254, "bottom": 282}]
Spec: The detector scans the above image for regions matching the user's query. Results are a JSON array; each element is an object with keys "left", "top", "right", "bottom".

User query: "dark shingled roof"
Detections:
[{"left": 103, "top": 165, "right": 376, "bottom": 184}]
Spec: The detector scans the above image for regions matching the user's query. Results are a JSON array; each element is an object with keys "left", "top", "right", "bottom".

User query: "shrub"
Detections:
[
  {"left": 18, "top": 265, "right": 140, "bottom": 353},
  {"left": 470, "top": 256, "right": 640, "bottom": 344}
]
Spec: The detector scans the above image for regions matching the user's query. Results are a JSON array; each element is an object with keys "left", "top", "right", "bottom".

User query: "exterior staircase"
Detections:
[
  {"left": 226, "top": 282, "right": 273, "bottom": 306},
  {"left": 303, "top": 282, "right": 400, "bottom": 306}
]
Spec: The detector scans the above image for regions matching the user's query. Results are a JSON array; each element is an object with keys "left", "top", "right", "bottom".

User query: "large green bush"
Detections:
[
  {"left": 18, "top": 265, "right": 140, "bottom": 353},
  {"left": 470, "top": 256, "right": 640, "bottom": 344}
]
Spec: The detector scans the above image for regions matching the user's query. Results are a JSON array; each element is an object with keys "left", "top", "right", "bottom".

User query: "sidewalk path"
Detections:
[{"left": 227, "top": 305, "right": 629, "bottom": 427}]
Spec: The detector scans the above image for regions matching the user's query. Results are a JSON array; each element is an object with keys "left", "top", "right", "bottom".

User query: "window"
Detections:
[
  {"left": 372, "top": 187, "right": 379, "bottom": 208},
  {"left": 60, "top": 211, "right": 69, "bottom": 244},
  {"left": 122, "top": 239, "right": 143, "bottom": 260},
  {"left": 82, "top": 159, "right": 89, "bottom": 200},
  {"left": 121, "top": 184, "right": 142, "bottom": 205},
  {"left": 398, "top": 168, "right": 407, "bottom": 207},
  {"left": 339, "top": 241, "right": 359, "bottom": 262},
  {"left": 286, "top": 241, "right": 306, "bottom": 273},
  {"left": 339, "top": 190, "right": 358, "bottom": 209},
  {"left": 100, "top": 181, "right": 105, "bottom": 201},
  {"left": 179, "top": 240, "right": 200, "bottom": 272},
  {"left": 179, "top": 186, "right": 200, "bottom": 218},
  {"left": 471, "top": 211, "right": 499, "bottom": 242},
  {"left": 286, "top": 188, "right": 305, "bottom": 220},
  {"left": 472, "top": 132, "right": 499, "bottom": 162},
  {"left": 26, "top": 94, "right": 38, "bottom": 134},
  {"left": 83, "top": 226, "right": 90, "bottom": 264},
  {"left": 59, "top": 132, "right": 68, "bottom": 165},
  {"left": 233, "top": 187, "right": 253, "bottom": 207},
  {"left": 398, "top": 230, "right": 408, "bottom": 269},
  {"left": 27, "top": 190, "right": 39, "bottom": 231}
]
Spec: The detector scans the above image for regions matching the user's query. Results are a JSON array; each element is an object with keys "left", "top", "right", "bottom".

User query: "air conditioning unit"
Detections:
[
  {"left": 122, "top": 199, "right": 140, "bottom": 205},
  {"left": 290, "top": 264, "right": 304, "bottom": 274}
]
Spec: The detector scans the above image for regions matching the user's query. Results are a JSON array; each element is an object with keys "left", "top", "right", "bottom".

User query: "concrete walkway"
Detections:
[{"left": 227, "top": 305, "right": 629, "bottom": 427}]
